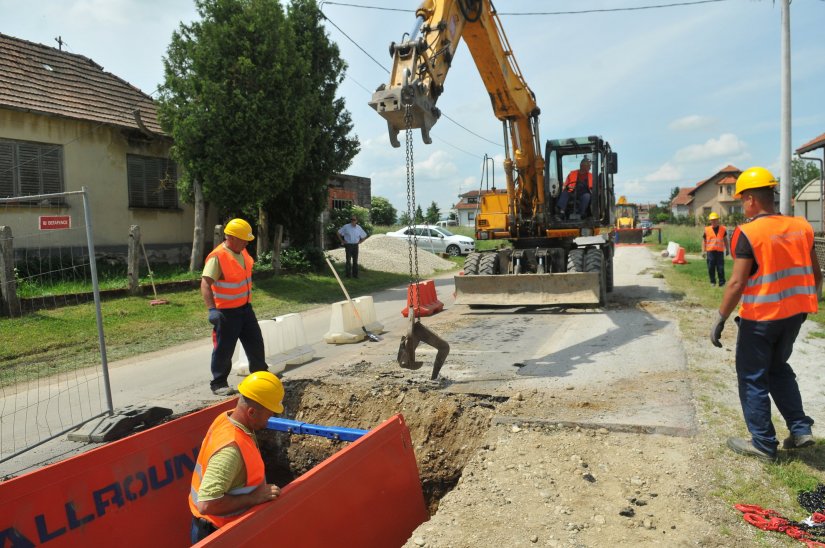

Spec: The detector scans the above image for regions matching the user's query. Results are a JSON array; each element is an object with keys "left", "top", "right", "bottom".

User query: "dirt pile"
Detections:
[{"left": 326, "top": 234, "right": 455, "bottom": 275}]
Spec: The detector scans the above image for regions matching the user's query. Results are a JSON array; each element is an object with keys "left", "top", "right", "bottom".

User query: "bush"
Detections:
[{"left": 256, "top": 246, "right": 325, "bottom": 274}]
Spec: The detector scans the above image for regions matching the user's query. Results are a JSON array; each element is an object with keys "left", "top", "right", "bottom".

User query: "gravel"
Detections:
[{"left": 327, "top": 234, "right": 455, "bottom": 276}]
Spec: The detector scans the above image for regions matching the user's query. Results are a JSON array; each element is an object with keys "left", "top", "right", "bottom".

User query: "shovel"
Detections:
[
  {"left": 324, "top": 256, "right": 381, "bottom": 342},
  {"left": 140, "top": 241, "right": 169, "bottom": 306}
]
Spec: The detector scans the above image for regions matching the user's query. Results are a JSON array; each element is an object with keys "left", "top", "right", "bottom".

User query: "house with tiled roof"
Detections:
[
  {"left": 454, "top": 188, "right": 506, "bottom": 227},
  {"left": 0, "top": 32, "right": 213, "bottom": 262},
  {"left": 685, "top": 165, "right": 742, "bottom": 221},
  {"left": 795, "top": 131, "right": 825, "bottom": 232},
  {"left": 670, "top": 187, "right": 694, "bottom": 217}
]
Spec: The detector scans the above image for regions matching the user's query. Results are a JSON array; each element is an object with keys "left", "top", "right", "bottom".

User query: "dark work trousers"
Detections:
[
  {"left": 191, "top": 517, "right": 217, "bottom": 544},
  {"left": 734, "top": 313, "right": 813, "bottom": 455},
  {"left": 344, "top": 243, "right": 360, "bottom": 277},
  {"left": 706, "top": 250, "right": 726, "bottom": 286},
  {"left": 210, "top": 303, "right": 267, "bottom": 390},
  {"left": 557, "top": 188, "right": 591, "bottom": 217}
]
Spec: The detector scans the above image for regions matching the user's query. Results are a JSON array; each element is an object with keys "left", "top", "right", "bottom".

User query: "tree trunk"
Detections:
[
  {"left": 272, "top": 224, "right": 283, "bottom": 275},
  {"left": 189, "top": 178, "right": 205, "bottom": 273},
  {"left": 258, "top": 206, "right": 271, "bottom": 257}
]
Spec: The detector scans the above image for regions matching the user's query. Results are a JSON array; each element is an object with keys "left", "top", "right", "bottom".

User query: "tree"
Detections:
[
  {"left": 414, "top": 205, "right": 424, "bottom": 223},
  {"left": 399, "top": 211, "right": 412, "bottom": 226},
  {"left": 369, "top": 196, "right": 397, "bottom": 226},
  {"left": 791, "top": 157, "right": 822, "bottom": 196},
  {"left": 425, "top": 201, "right": 440, "bottom": 224},
  {"left": 265, "top": 0, "right": 359, "bottom": 249},
  {"left": 158, "top": 0, "right": 304, "bottom": 270}
]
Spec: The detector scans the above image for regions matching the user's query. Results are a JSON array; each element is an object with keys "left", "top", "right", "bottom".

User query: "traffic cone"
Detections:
[{"left": 672, "top": 246, "right": 687, "bottom": 265}]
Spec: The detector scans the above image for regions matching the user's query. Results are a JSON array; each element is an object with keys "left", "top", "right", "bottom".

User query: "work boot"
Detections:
[
  {"left": 211, "top": 385, "right": 237, "bottom": 397},
  {"left": 727, "top": 437, "right": 777, "bottom": 462},
  {"left": 783, "top": 434, "right": 815, "bottom": 449}
]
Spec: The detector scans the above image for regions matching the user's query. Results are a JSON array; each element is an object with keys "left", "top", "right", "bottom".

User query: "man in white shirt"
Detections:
[{"left": 337, "top": 215, "right": 367, "bottom": 278}]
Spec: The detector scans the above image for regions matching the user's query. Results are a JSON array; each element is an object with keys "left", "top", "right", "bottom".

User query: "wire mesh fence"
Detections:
[{"left": 0, "top": 188, "right": 113, "bottom": 464}]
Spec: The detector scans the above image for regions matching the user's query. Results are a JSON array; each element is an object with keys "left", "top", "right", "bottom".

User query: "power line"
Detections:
[
  {"left": 441, "top": 113, "right": 501, "bottom": 148},
  {"left": 320, "top": 11, "right": 388, "bottom": 74}
]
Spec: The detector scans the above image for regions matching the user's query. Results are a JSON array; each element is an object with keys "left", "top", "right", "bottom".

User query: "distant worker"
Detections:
[
  {"left": 202, "top": 218, "right": 268, "bottom": 396},
  {"left": 189, "top": 371, "right": 285, "bottom": 543},
  {"left": 702, "top": 212, "right": 728, "bottom": 287},
  {"left": 557, "top": 157, "right": 593, "bottom": 219},
  {"left": 710, "top": 167, "right": 822, "bottom": 462},
  {"left": 337, "top": 214, "right": 367, "bottom": 278}
]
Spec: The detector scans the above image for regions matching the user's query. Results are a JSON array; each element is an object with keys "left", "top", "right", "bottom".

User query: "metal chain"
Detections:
[{"left": 404, "top": 105, "right": 421, "bottom": 317}]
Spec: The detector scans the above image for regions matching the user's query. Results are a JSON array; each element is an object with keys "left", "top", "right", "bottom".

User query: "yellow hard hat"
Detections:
[
  {"left": 224, "top": 218, "right": 255, "bottom": 241},
  {"left": 238, "top": 371, "right": 284, "bottom": 413},
  {"left": 708, "top": 212, "right": 719, "bottom": 220},
  {"left": 734, "top": 167, "right": 777, "bottom": 198}
]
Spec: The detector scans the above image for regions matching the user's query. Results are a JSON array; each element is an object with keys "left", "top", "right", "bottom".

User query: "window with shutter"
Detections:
[
  {"left": 0, "top": 139, "right": 65, "bottom": 200},
  {"left": 127, "top": 154, "right": 179, "bottom": 209}
]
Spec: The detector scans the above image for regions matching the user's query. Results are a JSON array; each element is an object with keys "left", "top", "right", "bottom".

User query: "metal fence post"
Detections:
[{"left": 0, "top": 226, "right": 21, "bottom": 317}]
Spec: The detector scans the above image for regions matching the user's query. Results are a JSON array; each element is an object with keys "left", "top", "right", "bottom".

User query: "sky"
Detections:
[{"left": 2, "top": 0, "right": 824, "bottom": 216}]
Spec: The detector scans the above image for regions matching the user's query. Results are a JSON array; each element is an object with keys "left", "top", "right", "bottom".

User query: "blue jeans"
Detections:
[
  {"left": 210, "top": 303, "right": 267, "bottom": 390},
  {"left": 735, "top": 313, "right": 813, "bottom": 454},
  {"left": 557, "top": 191, "right": 591, "bottom": 217},
  {"left": 706, "top": 251, "right": 725, "bottom": 285}
]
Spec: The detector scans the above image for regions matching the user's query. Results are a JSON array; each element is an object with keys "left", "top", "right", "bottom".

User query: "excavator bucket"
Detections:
[
  {"left": 616, "top": 228, "right": 644, "bottom": 245},
  {"left": 454, "top": 273, "right": 601, "bottom": 307}
]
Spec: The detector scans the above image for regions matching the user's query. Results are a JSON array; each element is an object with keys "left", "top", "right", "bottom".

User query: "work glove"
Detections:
[
  {"left": 701, "top": 251, "right": 707, "bottom": 259},
  {"left": 208, "top": 308, "right": 224, "bottom": 327},
  {"left": 710, "top": 311, "right": 726, "bottom": 348}
]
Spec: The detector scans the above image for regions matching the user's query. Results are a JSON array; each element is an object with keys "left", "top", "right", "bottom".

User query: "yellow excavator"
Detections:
[
  {"left": 615, "top": 196, "right": 644, "bottom": 244},
  {"left": 370, "top": 0, "right": 616, "bottom": 306}
]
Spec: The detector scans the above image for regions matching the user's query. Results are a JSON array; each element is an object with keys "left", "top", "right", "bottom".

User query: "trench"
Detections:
[{"left": 256, "top": 378, "right": 504, "bottom": 515}]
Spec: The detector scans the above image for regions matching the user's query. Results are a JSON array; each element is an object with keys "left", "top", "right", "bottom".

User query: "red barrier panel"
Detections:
[
  {"left": 0, "top": 399, "right": 235, "bottom": 548},
  {"left": 672, "top": 246, "right": 687, "bottom": 265},
  {"left": 402, "top": 279, "right": 444, "bottom": 317},
  {"left": 200, "top": 413, "right": 428, "bottom": 548}
]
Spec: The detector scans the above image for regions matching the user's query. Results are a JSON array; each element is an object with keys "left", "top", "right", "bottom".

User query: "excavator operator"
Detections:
[{"left": 557, "top": 157, "right": 593, "bottom": 219}]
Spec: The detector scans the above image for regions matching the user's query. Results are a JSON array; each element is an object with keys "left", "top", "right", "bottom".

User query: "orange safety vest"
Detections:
[
  {"left": 731, "top": 215, "right": 818, "bottom": 321},
  {"left": 704, "top": 225, "right": 727, "bottom": 252},
  {"left": 207, "top": 244, "right": 253, "bottom": 309},
  {"left": 189, "top": 412, "right": 266, "bottom": 528},
  {"left": 564, "top": 170, "right": 593, "bottom": 192}
]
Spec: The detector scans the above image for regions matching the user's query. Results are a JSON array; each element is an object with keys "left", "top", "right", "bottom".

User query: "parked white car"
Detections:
[{"left": 385, "top": 225, "right": 475, "bottom": 256}]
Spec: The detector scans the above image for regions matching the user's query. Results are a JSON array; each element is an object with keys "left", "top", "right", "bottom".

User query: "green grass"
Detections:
[{"left": 0, "top": 264, "right": 410, "bottom": 386}]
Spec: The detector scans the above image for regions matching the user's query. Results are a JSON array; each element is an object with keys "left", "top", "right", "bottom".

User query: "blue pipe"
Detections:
[{"left": 266, "top": 418, "right": 367, "bottom": 442}]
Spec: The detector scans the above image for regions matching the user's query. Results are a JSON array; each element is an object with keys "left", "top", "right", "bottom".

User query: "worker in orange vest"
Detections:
[
  {"left": 710, "top": 167, "right": 822, "bottom": 461},
  {"left": 189, "top": 371, "right": 285, "bottom": 543},
  {"left": 556, "top": 157, "right": 593, "bottom": 219},
  {"left": 702, "top": 212, "right": 728, "bottom": 286},
  {"left": 201, "top": 218, "right": 268, "bottom": 396}
]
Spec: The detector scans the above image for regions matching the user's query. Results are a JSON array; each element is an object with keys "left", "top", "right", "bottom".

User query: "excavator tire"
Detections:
[
  {"left": 567, "top": 248, "right": 585, "bottom": 273},
  {"left": 478, "top": 252, "right": 499, "bottom": 275},
  {"left": 584, "top": 247, "right": 607, "bottom": 305},
  {"left": 463, "top": 252, "right": 481, "bottom": 275},
  {"left": 605, "top": 249, "right": 614, "bottom": 293}
]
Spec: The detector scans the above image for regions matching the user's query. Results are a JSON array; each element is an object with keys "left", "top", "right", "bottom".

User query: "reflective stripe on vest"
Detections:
[
  {"left": 207, "top": 244, "right": 254, "bottom": 309},
  {"left": 189, "top": 412, "right": 266, "bottom": 528},
  {"left": 734, "top": 216, "right": 818, "bottom": 321},
  {"left": 704, "top": 225, "right": 726, "bottom": 252}
]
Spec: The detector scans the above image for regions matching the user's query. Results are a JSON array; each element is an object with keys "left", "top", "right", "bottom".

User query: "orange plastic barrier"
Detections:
[
  {"left": 672, "top": 246, "right": 687, "bottom": 265},
  {"left": 402, "top": 279, "right": 444, "bottom": 317},
  {"left": 200, "top": 414, "right": 428, "bottom": 547},
  {"left": 0, "top": 399, "right": 234, "bottom": 548},
  {"left": 0, "top": 406, "right": 428, "bottom": 548}
]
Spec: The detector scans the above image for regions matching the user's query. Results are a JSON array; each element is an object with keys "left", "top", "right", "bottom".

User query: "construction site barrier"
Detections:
[
  {"left": 672, "top": 246, "right": 687, "bottom": 265},
  {"left": 0, "top": 405, "right": 428, "bottom": 548},
  {"left": 666, "top": 241, "right": 680, "bottom": 258},
  {"left": 232, "top": 313, "right": 313, "bottom": 376},
  {"left": 201, "top": 414, "right": 428, "bottom": 547},
  {"left": 402, "top": 279, "right": 444, "bottom": 317},
  {"left": 323, "top": 296, "right": 384, "bottom": 344}
]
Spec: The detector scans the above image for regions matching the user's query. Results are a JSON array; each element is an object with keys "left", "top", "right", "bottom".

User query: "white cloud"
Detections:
[
  {"left": 643, "top": 162, "right": 682, "bottom": 182},
  {"left": 674, "top": 133, "right": 747, "bottom": 163},
  {"left": 668, "top": 115, "right": 715, "bottom": 131}
]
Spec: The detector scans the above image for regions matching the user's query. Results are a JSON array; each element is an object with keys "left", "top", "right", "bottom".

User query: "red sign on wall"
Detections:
[{"left": 39, "top": 215, "right": 71, "bottom": 230}]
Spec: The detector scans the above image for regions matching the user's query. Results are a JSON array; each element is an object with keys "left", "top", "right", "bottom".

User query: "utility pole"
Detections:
[{"left": 779, "top": 0, "right": 792, "bottom": 215}]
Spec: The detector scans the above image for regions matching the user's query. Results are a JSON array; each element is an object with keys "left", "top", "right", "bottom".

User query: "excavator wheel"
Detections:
[
  {"left": 605, "top": 248, "right": 614, "bottom": 293},
  {"left": 584, "top": 247, "right": 607, "bottom": 305},
  {"left": 463, "top": 252, "right": 481, "bottom": 275},
  {"left": 566, "top": 248, "right": 585, "bottom": 273},
  {"left": 478, "top": 252, "right": 499, "bottom": 275}
]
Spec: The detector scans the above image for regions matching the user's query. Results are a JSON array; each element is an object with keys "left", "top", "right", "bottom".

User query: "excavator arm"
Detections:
[{"left": 369, "top": 0, "right": 547, "bottom": 234}]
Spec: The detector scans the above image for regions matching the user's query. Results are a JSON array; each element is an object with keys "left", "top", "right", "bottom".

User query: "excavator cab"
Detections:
[{"left": 545, "top": 136, "right": 616, "bottom": 228}]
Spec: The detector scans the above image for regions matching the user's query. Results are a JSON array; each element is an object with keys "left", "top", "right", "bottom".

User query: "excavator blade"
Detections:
[
  {"left": 454, "top": 273, "right": 601, "bottom": 307},
  {"left": 616, "top": 229, "right": 644, "bottom": 245}
]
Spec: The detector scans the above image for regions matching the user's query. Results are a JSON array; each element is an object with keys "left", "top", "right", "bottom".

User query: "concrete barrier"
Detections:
[
  {"left": 324, "top": 296, "right": 384, "bottom": 344},
  {"left": 232, "top": 313, "right": 313, "bottom": 375}
]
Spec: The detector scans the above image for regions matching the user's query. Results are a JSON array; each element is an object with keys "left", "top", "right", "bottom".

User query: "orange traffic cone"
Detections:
[{"left": 672, "top": 246, "right": 687, "bottom": 265}]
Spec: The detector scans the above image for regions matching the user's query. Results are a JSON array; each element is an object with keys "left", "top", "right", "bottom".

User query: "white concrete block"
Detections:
[
  {"left": 324, "top": 296, "right": 384, "bottom": 344},
  {"left": 232, "top": 313, "right": 314, "bottom": 376}
]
